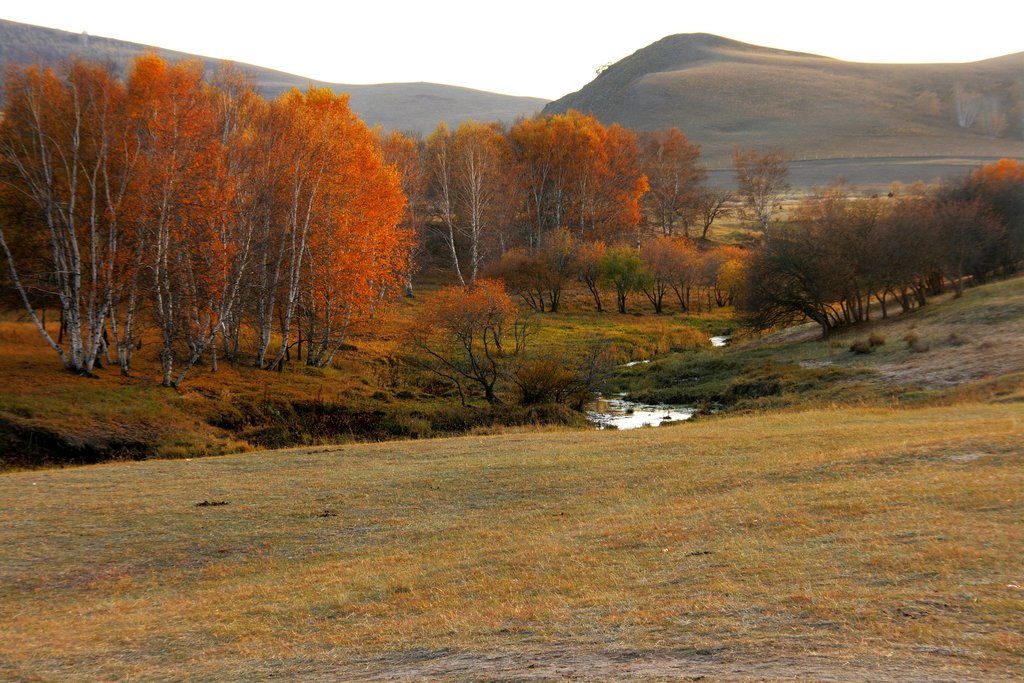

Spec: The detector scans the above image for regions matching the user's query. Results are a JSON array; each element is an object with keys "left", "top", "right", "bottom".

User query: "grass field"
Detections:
[
  {"left": 1, "top": 399, "right": 1021, "bottom": 680},
  {"left": 2, "top": 274, "right": 1023, "bottom": 680}
]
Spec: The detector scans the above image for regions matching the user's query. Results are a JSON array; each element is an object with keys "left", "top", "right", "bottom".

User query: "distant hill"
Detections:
[
  {"left": 545, "top": 34, "right": 1024, "bottom": 174},
  {"left": 0, "top": 18, "right": 548, "bottom": 133}
]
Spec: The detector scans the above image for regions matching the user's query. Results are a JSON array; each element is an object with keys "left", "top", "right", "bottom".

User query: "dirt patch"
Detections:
[
  {"left": 876, "top": 328, "right": 1024, "bottom": 390},
  {"left": 338, "top": 646, "right": 1017, "bottom": 682},
  {"left": 0, "top": 417, "right": 155, "bottom": 468}
]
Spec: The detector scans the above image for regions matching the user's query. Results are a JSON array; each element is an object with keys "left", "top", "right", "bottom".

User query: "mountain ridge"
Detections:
[
  {"left": 546, "top": 33, "right": 1024, "bottom": 167},
  {"left": 0, "top": 18, "right": 548, "bottom": 132}
]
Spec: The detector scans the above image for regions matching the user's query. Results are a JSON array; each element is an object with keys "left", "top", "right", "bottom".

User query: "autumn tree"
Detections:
[
  {"left": 665, "top": 239, "right": 701, "bottom": 311},
  {"left": 425, "top": 120, "right": 512, "bottom": 284},
  {"left": 693, "top": 187, "right": 735, "bottom": 240},
  {"left": 405, "top": 279, "right": 525, "bottom": 405},
  {"left": 128, "top": 54, "right": 235, "bottom": 386},
  {"left": 2, "top": 55, "right": 412, "bottom": 386},
  {"left": 932, "top": 198, "right": 1003, "bottom": 296},
  {"left": 379, "top": 129, "right": 427, "bottom": 296},
  {"left": 601, "top": 246, "right": 649, "bottom": 314},
  {"left": 575, "top": 240, "right": 607, "bottom": 312},
  {"left": 300, "top": 105, "right": 409, "bottom": 368},
  {"left": 955, "top": 158, "right": 1024, "bottom": 275},
  {"left": 0, "top": 60, "right": 139, "bottom": 376},
  {"left": 509, "top": 111, "right": 647, "bottom": 247},
  {"left": 638, "top": 237, "right": 680, "bottom": 313},
  {"left": 732, "top": 147, "right": 790, "bottom": 239},
  {"left": 488, "top": 228, "right": 576, "bottom": 313},
  {"left": 639, "top": 128, "right": 704, "bottom": 237}
]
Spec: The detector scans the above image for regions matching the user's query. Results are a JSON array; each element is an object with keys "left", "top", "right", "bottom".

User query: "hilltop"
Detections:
[
  {"left": 545, "top": 33, "right": 1024, "bottom": 170},
  {"left": 0, "top": 18, "right": 548, "bottom": 132}
]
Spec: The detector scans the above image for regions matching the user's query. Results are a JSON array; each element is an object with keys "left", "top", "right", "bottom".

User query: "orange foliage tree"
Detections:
[
  {"left": 2, "top": 55, "right": 412, "bottom": 384},
  {"left": 509, "top": 111, "right": 647, "bottom": 248},
  {"left": 639, "top": 128, "right": 704, "bottom": 237},
  {"left": 405, "top": 279, "right": 525, "bottom": 404},
  {"left": 128, "top": 54, "right": 235, "bottom": 386},
  {"left": 0, "top": 60, "right": 139, "bottom": 375}
]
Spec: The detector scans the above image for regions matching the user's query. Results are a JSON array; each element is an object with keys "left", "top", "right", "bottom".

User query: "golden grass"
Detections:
[{"left": 1, "top": 401, "right": 1021, "bottom": 680}]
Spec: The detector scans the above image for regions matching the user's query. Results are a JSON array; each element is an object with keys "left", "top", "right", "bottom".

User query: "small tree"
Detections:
[
  {"left": 639, "top": 237, "right": 680, "bottom": 313},
  {"left": 693, "top": 187, "right": 734, "bottom": 239},
  {"left": 405, "top": 279, "right": 525, "bottom": 404},
  {"left": 601, "top": 246, "right": 650, "bottom": 314},
  {"left": 574, "top": 240, "right": 607, "bottom": 312}
]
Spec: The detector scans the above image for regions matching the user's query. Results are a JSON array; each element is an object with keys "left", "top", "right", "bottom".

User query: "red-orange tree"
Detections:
[
  {"left": 510, "top": 111, "right": 647, "bottom": 248},
  {"left": 0, "top": 60, "right": 139, "bottom": 375},
  {"left": 405, "top": 279, "right": 525, "bottom": 404},
  {"left": 2, "top": 55, "right": 412, "bottom": 385}
]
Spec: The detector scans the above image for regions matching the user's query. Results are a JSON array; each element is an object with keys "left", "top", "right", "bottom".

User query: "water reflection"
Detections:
[{"left": 587, "top": 396, "right": 695, "bottom": 430}]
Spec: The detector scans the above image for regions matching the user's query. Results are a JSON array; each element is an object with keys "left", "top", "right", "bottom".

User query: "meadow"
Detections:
[
  {"left": 1, "top": 275, "right": 1022, "bottom": 680},
  {"left": 1, "top": 400, "right": 1020, "bottom": 680}
]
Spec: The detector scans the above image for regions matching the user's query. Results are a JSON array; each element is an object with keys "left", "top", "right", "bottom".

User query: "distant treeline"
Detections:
[{"left": 744, "top": 161, "right": 1024, "bottom": 336}]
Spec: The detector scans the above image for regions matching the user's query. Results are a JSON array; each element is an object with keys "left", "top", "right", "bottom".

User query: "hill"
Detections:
[
  {"left": 545, "top": 33, "right": 1024, "bottom": 173},
  {"left": 0, "top": 18, "right": 548, "bottom": 132}
]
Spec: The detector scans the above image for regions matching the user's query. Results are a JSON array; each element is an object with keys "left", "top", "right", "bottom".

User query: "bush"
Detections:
[
  {"left": 850, "top": 340, "right": 874, "bottom": 354},
  {"left": 867, "top": 332, "right": 886, "bottom": 347},
  {"left": 903, "top": 332, "right": 930, "bottom": 353},
  {"left": 947, "top": 332, "right": 968, "bottom": 347},
  {"left": 726, "top": 378, "right": 782, "bottom": 400},
  {"left": 515, "top": 359, "right": 586, "bottom": 407}
]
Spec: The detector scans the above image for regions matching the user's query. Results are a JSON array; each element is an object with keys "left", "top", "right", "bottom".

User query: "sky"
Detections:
[{"left": 4, "top": 1, "right": 1022, "bottom": 100}]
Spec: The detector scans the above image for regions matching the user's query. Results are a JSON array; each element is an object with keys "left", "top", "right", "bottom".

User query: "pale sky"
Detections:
[{"left": 4, "top": 1, "right": 1022, "bottom": 100}]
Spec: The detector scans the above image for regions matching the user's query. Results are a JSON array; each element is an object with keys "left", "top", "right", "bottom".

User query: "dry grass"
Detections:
[
  {"left": 1, "top": 400, "right": 1021, "bottom": 680},
  {"left": 548, "top": 33, "right": 1024, "bottom": 168},
  {"left": 0, "top": 271, "right": 739, "bottom": 466}
]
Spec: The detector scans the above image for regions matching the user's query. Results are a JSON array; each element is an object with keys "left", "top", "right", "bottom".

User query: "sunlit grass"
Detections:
[{"left": 1, "top": 401, "right": 1021, "bottom": 679}]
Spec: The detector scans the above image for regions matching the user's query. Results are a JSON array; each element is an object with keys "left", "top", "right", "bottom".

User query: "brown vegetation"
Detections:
[
  {"left": 1, "top": 401, "right": 1020, "bottom": 680},
  {"left": 545, "top": 33, "right": 1024, "bottom": 167}
]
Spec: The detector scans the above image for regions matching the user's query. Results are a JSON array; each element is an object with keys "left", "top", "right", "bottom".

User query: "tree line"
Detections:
[
  {"left": 5, "top": 54, "right": 1022, "bottom": 403},
  {"left": 742, "top": 160, "right": 1024, "bottom": 336},
  {"left": 0, "top": 55, "right": 410, "bottom": 385},
  {"left": 380, "top": 111, "right": 746, "bottom": 290}
]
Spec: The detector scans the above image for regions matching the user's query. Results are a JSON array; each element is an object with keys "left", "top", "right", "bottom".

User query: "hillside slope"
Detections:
[
  {"left": 545, "top": 33, "right": 1024, "bottom": 168},
  {"left": 0, "top": 18, "right": 548, "bottom": 131}
]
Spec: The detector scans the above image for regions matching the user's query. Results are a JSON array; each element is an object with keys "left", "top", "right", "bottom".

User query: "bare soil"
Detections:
[{"left": 332, "top": 646, "right": 1021, "bottom": 681}]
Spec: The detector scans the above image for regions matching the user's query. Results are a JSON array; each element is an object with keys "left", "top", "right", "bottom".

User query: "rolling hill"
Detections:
[
  {"left": 545, "top": 33, "right": 1024, "bottom": 173},
  {"left": 0, "top": 18, "right": 548, "bottom": 132}
]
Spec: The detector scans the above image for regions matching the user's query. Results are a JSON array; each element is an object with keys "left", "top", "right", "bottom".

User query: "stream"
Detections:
[
  {"left": 586, "top": 396, "right": 696, "bottom": 430},
  {"left": 586, "top": 334, "right": 726, "bottom": 429}
]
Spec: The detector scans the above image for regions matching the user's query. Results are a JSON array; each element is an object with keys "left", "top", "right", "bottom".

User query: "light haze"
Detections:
[{"left": 5, "top": 1, "right": 1022, "bottom": 100}]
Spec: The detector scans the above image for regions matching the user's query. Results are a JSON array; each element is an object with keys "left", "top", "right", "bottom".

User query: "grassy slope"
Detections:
[
  {"left": 0, "top": 402, "right": 1020, "bottom": 680},
  {"left": 614, "top": 274, "right": 1024, "bottom": 411},
  {"left": 545, "top": 34, "right": 1024, "bottom": 168}
]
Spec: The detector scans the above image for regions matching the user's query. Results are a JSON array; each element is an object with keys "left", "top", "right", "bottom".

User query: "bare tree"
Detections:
[
  {"left": 693, "top": 187, "right": 734, "bottom": 239},
  {"left": 732, "top": 148, "right": 789, "bottom": 240},
  {"left": 952, "top": 84, "right": 983, "bottom": 129}
]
